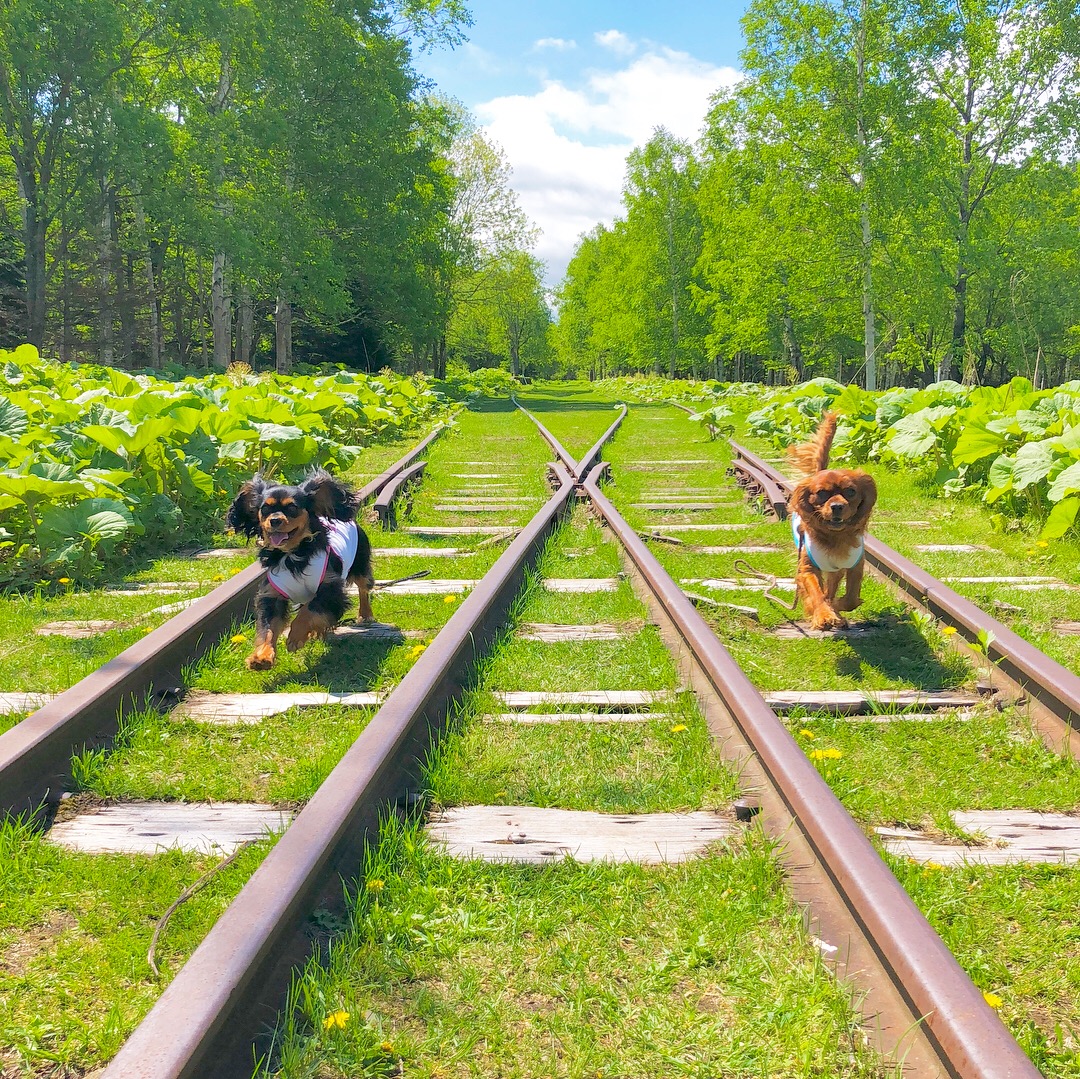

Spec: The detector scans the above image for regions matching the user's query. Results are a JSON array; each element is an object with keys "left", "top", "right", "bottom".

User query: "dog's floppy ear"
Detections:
[
  {"left": 227, "top": 475, "right": 267, "bottom": 537},
  {"left": 851, "top": 472, "right": 877, "bottom": 523},
  {"left": 300, "top": 469, "right": 359, "bottom": 520}
]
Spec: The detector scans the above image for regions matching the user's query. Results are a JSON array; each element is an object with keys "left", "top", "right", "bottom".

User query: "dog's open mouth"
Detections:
[{"left": 268, "top": 529, "right": 292, "bottom": 547}]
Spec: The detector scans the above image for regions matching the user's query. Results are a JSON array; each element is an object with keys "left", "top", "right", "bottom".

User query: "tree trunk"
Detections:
[
  {"left": 211, "top": 251, "right": 231, "bottom": 369},
  {"left": 437, "top": 335, "right": 447, "bottom": 379},
  {"left": 275, "top": 294, "right": 292, "bottom": 374},
  {"left": 98, "top": 179, "right": 116, "bottom": 366},
  {"left": 134, "top": 198, "right": 162, "bottom": 368},
  {"left": 13, "top": 162, "right": 47, "bottom": 348},
  {"left": 855, "top": 0, "right": 877, "bottom": 391},
  {"left": 236, "top": 282, "right": 254, "bottom": 366}
]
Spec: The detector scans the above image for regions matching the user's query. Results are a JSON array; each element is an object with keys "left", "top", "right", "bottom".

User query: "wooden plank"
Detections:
[
  {"left": 0, "top": 691, "right": 56, "bottom": 715},
  {"left": 517, "top": 623, "right": 629, "bottom": 642},
  {"left": 378, "top": 578, "right": 476, "bottom": 595},
  {"left": 174, "top": 690, "right": 383, "bottom": 723},
  {"left": 374, "top": 547, "right": 463, "bottom": 558},
  {"left": 329, "top": 622, "right": 424, "bottom": 640},
  {"left": 878, "top": 810, "right": 1080, "bottom": 866},
  {"left": 632, "top": 502, "right": 734, "bottom": 511},
  {"left": 494, "top": 690, "right": 671, "bottom": 708},
  {"left": 914, "top": 544, "right": 992, "bottom": 553},
  {"left": 36, "top": 620, "right": 123, "bottom": 637},
  {"left": 484, "top": 712, "right": 665, "bottom": 724},
  {"left": 436, "top": 497, "right": 533, "bottom": 504},
  {"left": 104, "top": 583, "right": 198, "bottom": 595},
  {"left": 682, "top": 577, "right": 796, "bottom": 592},
  {"left": 1052, "top": 620, "right": 1080, "bottom": 636},
  {"left": 427, "top": 805, "right": 732, "bottom": 864},
  {"left": 450, "top": 473, "right": 510, "bottom": 479},
  {"left": 432, "top": 505, "right": 525, "bottom": 515},
  {"left": 944, "top": 576, "right": 1071, "bottom": 591},
  {"left": 147, "top": 599, "right": 200, "bottom": 616},
  {"left": 623, "top": 460, "right": 710, "bottom": 467},
  {"left": 763, "top": 689, "right": 985, "bottom": 715},
  {"left": 542, "top": 578, "right": 621, "bottom": 593},
  {"left": 48, "top": 801, "right": 292, "bottom": 855},
  {"left": 655, "top": 524, "right": 757, "bottom": 532},
  {"left": 695, "top": 545, "right": 781, "bottom": 554},
  {"left": 191, "top": 549, "right": 251, "bottom": 560},
  {"left": 770, "top": 622, "right": 883, "bottom": 640},
  {"left": 404, "top": 526, "right": 510, "bottom": 536}
]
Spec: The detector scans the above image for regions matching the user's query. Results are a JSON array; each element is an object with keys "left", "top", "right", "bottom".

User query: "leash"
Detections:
[
  {"left": 372, "top": 569, "right": 432, "bottom": 590},
  {"left": 733, "top": 556, "right": 799, "bottom": 612}
]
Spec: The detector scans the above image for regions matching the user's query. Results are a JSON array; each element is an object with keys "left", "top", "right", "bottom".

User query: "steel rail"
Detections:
[
  {"left": 731, "top": 441, "right": 1080, "bottom": 740},
  {"left": 0, "top": 423, "right": 450, "bottom": 819},
  {"left": 513, "top": 398, "right": 627, "bottom": 478},
  {"left": 580, "top": 463, "right": 1040, "bottom": 1079},
  {"left": 100, "top": 404, "right": 630, "bottom": 1078},
  {"left": 513, "top": 397, "right": 577, "bottom": 473},
  {"left": 373, "top": 460, "right": 427, "bottom": 528}
]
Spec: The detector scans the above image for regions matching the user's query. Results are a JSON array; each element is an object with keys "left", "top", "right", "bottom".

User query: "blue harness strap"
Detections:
[{"left": 790, "top": 511, "right": 863, "bottom": 573}]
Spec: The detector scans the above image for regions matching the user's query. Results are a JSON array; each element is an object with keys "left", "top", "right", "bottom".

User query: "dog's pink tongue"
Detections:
[{"left": 269, "top": 531, "right": 289, "bottom": 547}]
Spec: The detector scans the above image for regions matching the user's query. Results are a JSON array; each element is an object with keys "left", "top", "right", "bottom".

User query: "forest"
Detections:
[
  {"left": 3, "top": 0, "right": 1080, "bottom": 387},
  {"left": 0, "top": 0, "right": 551, "bottom": 376},
  {"left": 558, "top": 0, "right": 1080, "bottom": 390}
]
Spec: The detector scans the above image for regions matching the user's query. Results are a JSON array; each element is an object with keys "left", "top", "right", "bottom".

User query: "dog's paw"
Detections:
[
  {"left": 285, "top": 630, "right": 309, "bottom": 653},
  {"left": 836, "top": 594, "right": 863, "bottom": 613},
  {"left": 246, "top": 648, "right": 275, "bottom": 670},
  {"left": 810, "top": 609, "right": 847, "bottom": 631}
]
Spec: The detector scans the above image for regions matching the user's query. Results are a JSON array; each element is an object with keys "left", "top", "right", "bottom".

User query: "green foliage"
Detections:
[
  {"left": 0, "top": 345, "right": 445, "bottom": 587},
  {"left": 440, "top": 362, "right": 520, "bottom": 399},
  {"left": 746, "top": 375, "right": 1080, "bottom": 537}
]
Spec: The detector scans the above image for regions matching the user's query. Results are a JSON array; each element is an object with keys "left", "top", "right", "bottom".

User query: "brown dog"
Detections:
[{"left": 787, "top": 413, "right": 877, "bottom": 630}]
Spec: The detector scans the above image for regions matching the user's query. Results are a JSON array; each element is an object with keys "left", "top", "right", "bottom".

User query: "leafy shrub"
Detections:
[{"left": 0, "top": 345, "right": 446, "bottom": 587}]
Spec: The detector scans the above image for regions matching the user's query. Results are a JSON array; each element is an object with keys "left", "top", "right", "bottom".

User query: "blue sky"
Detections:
[{"left": 412, "top": 2, "right": 751, "bottom": 285}]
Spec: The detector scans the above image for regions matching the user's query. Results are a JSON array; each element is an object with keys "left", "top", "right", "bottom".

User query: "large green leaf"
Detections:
[
  {"left": 1041, "top": 496, "right": 1080, "bottom": 539},
  {"left": 1048, "top": 460, "right": 1080, "bottom": 502},
  {"left": 952, "top": 425, "right": 1006, "bottom": 466},
  {"left": 39, "top": 498, "right": 136, "bottom": 551},
  {"left": 1011, "top": 439, "right": 1057, "bottom": 490}
]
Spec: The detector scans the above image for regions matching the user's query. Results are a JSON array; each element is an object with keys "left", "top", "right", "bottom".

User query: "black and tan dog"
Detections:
[{"left": 227, "top": 470, "right": 374, "bottom": 669}]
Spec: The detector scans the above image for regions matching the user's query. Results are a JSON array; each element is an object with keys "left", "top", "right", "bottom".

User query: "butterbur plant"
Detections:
[{"left": 0, "top": 346, "right": 446, "bottom": 588}]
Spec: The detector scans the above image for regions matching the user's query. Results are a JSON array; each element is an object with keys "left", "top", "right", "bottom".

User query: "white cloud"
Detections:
[
  {"left": 534, "top": 37, "right": 577, "bottom": 50},
  {"left": 476, "top": 44, "right": 741, "bottom": 285},
  {"left": 594, "top": 29, "right": 636, "bottom": 56}
]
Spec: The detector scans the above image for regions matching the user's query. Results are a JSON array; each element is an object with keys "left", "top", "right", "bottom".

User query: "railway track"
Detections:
[{"left": 2, "top": 392, "right": 1077, "bottom": 1077}]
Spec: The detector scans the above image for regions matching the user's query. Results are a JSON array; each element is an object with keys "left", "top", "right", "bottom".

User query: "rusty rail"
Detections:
[
  {"left": 374, "top": 460, "right": 427, "bottom": 529},
  {"left": 0, "top": 423, "right": 449, "bottom": 819},
  {"left": 580, "top": 461, "right": 1040, "bottom": 1079}
]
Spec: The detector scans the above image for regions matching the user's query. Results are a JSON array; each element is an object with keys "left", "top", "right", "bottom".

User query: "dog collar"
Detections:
[{"left": 790, "top": 511, "right": 864, "bottom": 573}]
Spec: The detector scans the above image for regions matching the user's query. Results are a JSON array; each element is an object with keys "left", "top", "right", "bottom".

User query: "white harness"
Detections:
[
  {"left": 266, "top": 519, "right": 358, "bottom": 604},
  {"left": 790, "top": 511, "right": 863, "bottom": 573}
]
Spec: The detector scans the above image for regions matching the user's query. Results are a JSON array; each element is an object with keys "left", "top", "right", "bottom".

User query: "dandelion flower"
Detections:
[
  {"left": 367, "top": 878, "right": 385, "bottom": 892},
  {"left": 1037, "top": 540, "right": 1049, "bottom": 549},
  {"left": 58, "top": 577, "right": 71, "bottom": 585},
  {"left": 494, "top": 790, "right": 507, "bottom": 798},
  {"left": 942, "top": 626, "right": 957, "bottom": 636},
  {"left": 142, "top": 626, "right": 153, "bottom": 634},
  {"left": 443, "top": 594, "right": 458, "bottom": 604},
  {"left": 670, "top": 723, "right": 688, "bottom": 733},
  {"left": 983, "top": 991, "right": 1003, "bottom": 1009},
  {"left": 407, "top": 644, "right": 426, "bottom": 659},
  {"left": 798, "top": 729, "right": 815, "bottom": 739},
  {"left": 322, "top": 1010, "right": 349, "bottom": 1031},
  {"left": 809, "top": 747, "right": 843, "bottom": 761},
  {"left": 1026, "top": 548, "right": 1036, "bottom": 556},
  {"left": 230, "top": 633, "right": 247, "bottom": 644},
  {"left": 380, "top": 1041, "right": 394, "bottom": 1053},
  {"left": 212, "top": 574, "right": 226, "bottom": 582}
]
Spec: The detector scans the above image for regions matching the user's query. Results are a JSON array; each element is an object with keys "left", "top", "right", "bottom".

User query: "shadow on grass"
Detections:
[{"left": 833, "top": 612, "right": 965, "bottom": 689}]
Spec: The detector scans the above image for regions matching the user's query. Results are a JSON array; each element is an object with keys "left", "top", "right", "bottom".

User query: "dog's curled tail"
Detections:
[{"left": 787, "top": 412, "right": 838, "bottom": 475}]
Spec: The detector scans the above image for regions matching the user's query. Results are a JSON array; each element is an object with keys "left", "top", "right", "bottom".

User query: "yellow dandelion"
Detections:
[
  {"left": 322, "top": 1009, "right": 349, "bottom": 1031},
  {"left": 1026, "top": 548, "right": 1036, "bottom": 555},
  {"left": 230, "top": 633, "right": 247, "bottom": 644},
  {"left": 58, "top": 577, "right": 71, "bottom": 585},
  {"left": 407, "top": 644, "right": 426, "bottom": 659},
  {"left": 212, "top": 574, "right": 226, "bottom": 582},
  {"left": 670, "top": 723, "right": 688, "bottom": 733},
  {"left": 1037, "top": 540, "right": 1049, "bottom": 549},
  {"left": 142, "top": 626, "right": 153, "bottom": 634},
  {"left": 380, "top": 1041, "right": 394, "bottom": 1053},
  {"left": 367, "top": 878, "right": 385, "bottom": 892},
  {"left": 798, "top": 729, "right": 815, "bottom": 739},
  {"left": 983, "top": 991, "right": 1003, "bottom": 1009},
  {"left": 925, "top": 862, "right": 945, "bottom": 871},
  {"left": 809, "top": 747, "right": 843, "bottom": 761},
  {"left": 494, "top": 790, "right": 507, "bottom": 798},
  {"left": 443, "top": 594, "right": 458, "bottom": 604},
  {"left": 942, "top": 626, "right": 958, "bottom": 636}
]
